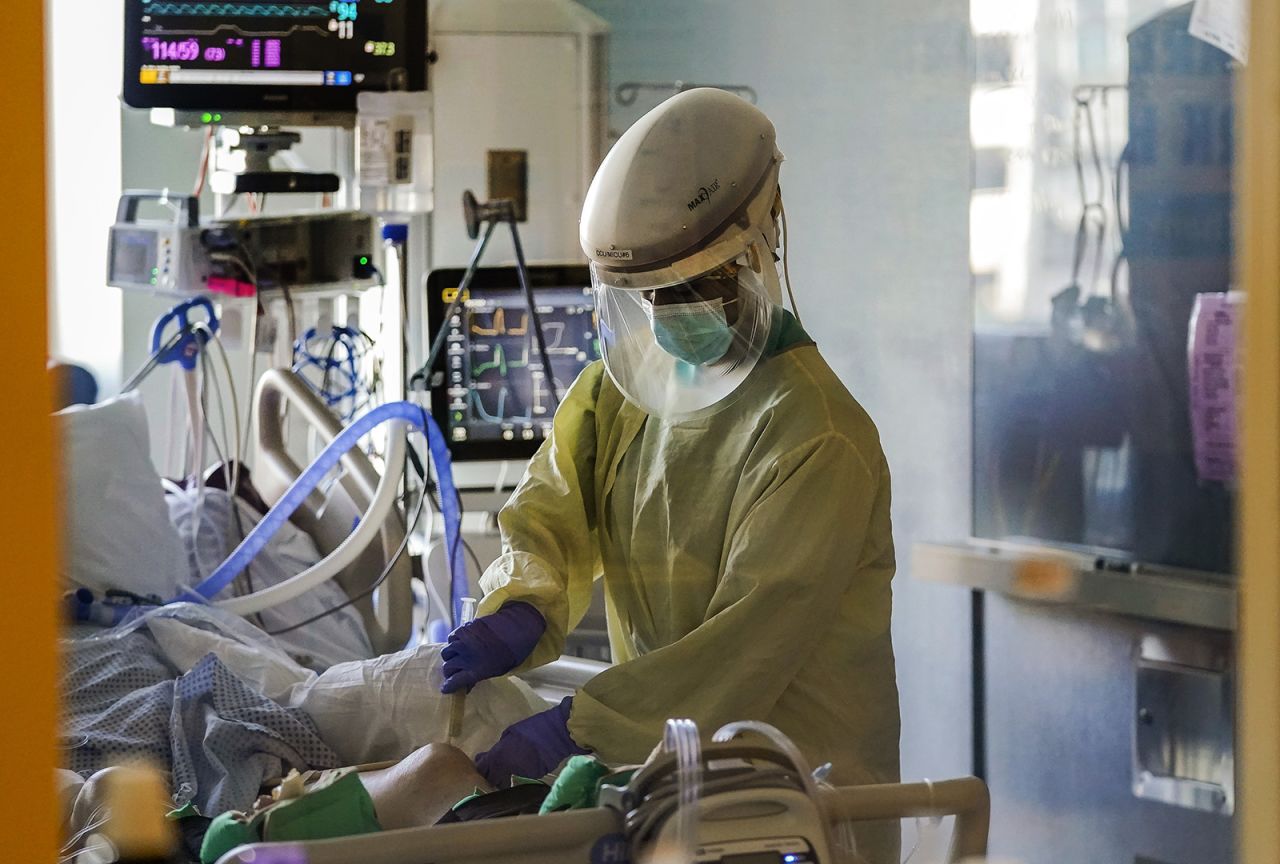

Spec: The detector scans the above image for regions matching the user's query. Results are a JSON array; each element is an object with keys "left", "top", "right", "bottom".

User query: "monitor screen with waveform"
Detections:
[
  {"left": 427, "top": 266, "right": 599, "bottom": 461},
  {"left": 123, "top": 0, "right": 426, "bottom": 112}
]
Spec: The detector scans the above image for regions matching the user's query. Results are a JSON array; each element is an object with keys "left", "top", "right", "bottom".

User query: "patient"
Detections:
[
  {"left": 359, "top": 743, "right": 495, "bottom": 829},
  {"left": 55, "top": 392, "right": 547, "bottom": 859},
  {"left": 62, "top": 606, "right": 540, "bottom": 858},
  {"left": 64, "top": 603, "right": 545, "bottom": 815},
  {"left": 63, "top": 743, "right": 493, "bottom": 861},
  {"left": 58, "top": 390, "right": 376, "bottom": 670}
]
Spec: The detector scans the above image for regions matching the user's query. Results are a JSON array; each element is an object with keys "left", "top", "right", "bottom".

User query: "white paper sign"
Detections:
[{"left": 1189, "top": 0, "right": 1249, "bottom": 65}]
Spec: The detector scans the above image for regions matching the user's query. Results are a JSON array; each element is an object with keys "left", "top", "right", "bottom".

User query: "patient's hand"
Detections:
[{"left": 359, "top": 743, "right": 493, "bottom": 830}]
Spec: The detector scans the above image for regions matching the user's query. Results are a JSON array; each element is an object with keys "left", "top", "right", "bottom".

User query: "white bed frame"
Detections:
[{"left": 252, "top": 369, "right": 415, "bottom": 655}]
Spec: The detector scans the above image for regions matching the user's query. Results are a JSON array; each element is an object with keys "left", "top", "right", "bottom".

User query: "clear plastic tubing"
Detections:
[{"left": 665, "top": 717, "right": 702, "bottom": 863}]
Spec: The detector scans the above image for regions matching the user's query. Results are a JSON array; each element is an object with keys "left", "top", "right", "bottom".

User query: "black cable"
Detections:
[
  {"left": 404, "top": 428, "right": 447, "bottom": 512},
  {"left": 405, "top": 442, "right": 432, "bottom": 494},
  {"left": 233, "top": 242, "right": 259, "bottom": 284},
  {"left": 280, "top": 282, "right": 298, "bottom": 349},
  {"left": 318, "top": 333, "right": 340, "bottom": 408},
  {"left": 507, "top": 214, "right": 561, "bottom": 408},
  {"left": 232, "top": 239, "right": 288, "bottom": 346},
  {"left": 266, "top": 412, "right": 440, "bottom": 634},
  {"left": 463, "top": 537, "right": 483, "bottom": 580},
  {"left": 1109, "top": 144, "right": 1131, "bottom": 301},
  {"left": 420, "top": 444, "right": 463, "bottom": 581},
  {"left": 402, "top": 427, "right": 466, "bottom": 608},
  {"left": 101, "top": 588, "right": 164, "bottom": 611},
  {"left": 266, "top": 444, "right": 428, "bottom": 637},
  {"left": 1068, "top": 95, "right": 1108, "bottom": 301},
  {"left": 356, "top": 328, "right": 383, "bottom": 415},
  {"left": 265, "top": 404, "right": 472, "bottom": 636},
  {"left": 409, "top": 219, "right": 500, "bottom": 389},
  {"left": 1082, "top": 98, "right": 1108, "bottom": 293},
  {"left": 212, "top": 254, "right": 256, "bottom": 287}
]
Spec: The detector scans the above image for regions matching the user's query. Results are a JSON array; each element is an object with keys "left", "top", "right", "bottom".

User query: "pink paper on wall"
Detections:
[{"left": 1188, "top": 292, "right": 1242, "bottom": 483}]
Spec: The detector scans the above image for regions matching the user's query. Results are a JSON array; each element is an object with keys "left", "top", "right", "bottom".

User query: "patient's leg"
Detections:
[
  {"left": 359, "top": 743, "right": 493, "bottom": 830},
  {"left": 287, "top": 645, "right": 546, "bottom": 766}
]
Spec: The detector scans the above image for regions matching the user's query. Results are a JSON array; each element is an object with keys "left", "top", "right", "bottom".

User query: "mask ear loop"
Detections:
[{"left": 777, "top": 192, "right": 803, "bottom": 326}]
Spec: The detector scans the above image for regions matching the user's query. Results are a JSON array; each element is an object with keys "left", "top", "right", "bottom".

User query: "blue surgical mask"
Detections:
[{"left": 647, "top": 298, "right": 735, "bottom": 365}]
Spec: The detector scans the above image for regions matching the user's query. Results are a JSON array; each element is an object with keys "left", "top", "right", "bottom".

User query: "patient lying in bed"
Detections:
[
  {"left": 62, "top": 742, "right": 495, "bottom": 862},
  {"left": 61, "top": 606, "right": 546, "bottom": 861},
  {"left": 56, "top": 389, "right": 544, "bottom": 858},
  {"left": 58, "top": 390, "right": 379, "bottom": 670},
  {"left": 62, "top": 603, "right": 545, "bottom": 827}
]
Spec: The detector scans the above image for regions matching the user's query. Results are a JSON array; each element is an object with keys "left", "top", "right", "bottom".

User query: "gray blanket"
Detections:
[{"left": 63, "top": 629, "right": 339, "bottom": 814}]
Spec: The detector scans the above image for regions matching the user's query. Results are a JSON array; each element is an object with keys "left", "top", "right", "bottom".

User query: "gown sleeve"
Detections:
[{"left": 476, "top": 363, "right": 607, "bottom": 669}]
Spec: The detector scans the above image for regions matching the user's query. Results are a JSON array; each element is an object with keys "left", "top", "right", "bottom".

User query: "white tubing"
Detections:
[
  {"left": 184, "top": 369, "right": 207, "bottom": 534},
  {"left": 713, "top": 720, "right": 840, "bottom": 859},
  {"left": 712, "top": 720, "right": 820, "bottom": 800},
  {"left": 665, "top": 718, "right": 702, "bottom": 864},
  {"left": 214, "top": 419, "right": 409, "bottom": 616}
]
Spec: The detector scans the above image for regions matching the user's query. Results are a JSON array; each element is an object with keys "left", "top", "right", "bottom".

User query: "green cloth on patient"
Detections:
[
  {"left": 200, "top": 769, "right": 381, "bottom": 864},
  {"left": 201, "top": 812, "right": 258, "bottom": 864},
  {"left": 538, "top": 756, "right": 611, "bottom": 813}
]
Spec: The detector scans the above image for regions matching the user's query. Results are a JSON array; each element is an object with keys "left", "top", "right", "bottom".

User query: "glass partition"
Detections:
[{"left": 971, "top": 0, "right": 1238, "bottom": 575}]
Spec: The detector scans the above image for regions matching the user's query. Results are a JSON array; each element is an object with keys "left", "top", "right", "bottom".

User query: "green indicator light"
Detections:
[
  {"left": 151, "top": 267, "right": 159, "bottom": 275},
  {"left": 201, "top": 112, "right": 212, "bottom": 123},
  {"left": 359, "top": 256, "right": 369, "bottom": 265},
  {"left": 214, "top": 113, "right": 222, "bottom": 122},
  {"left": 150, "top": 277, "right": 158, "bottom": 285}
]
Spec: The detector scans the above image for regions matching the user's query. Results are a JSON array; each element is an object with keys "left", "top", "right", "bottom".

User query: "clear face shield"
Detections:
[{"left": 592, "top": 236, "right": 776, "bottom": 420}]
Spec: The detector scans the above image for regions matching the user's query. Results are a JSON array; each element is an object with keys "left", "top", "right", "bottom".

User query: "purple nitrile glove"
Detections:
[
  {"left": 440, "top": 601, "right": 546, "bottom": 694},
  {"left": 475, "top": 697, "right": 588, "bottom": 787}
]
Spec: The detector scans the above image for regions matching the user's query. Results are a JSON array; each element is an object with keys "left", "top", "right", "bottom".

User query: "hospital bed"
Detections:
[
  {"left": 251, "top": 368, "right": 415, "bottom": 655},
  {"left": 211, "top": 776, "right": 991, "bottom": 864}
]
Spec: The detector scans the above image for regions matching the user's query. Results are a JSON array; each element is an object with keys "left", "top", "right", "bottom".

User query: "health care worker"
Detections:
[{"left": 442, "top": 88, "right": 900, "bottom": 855}]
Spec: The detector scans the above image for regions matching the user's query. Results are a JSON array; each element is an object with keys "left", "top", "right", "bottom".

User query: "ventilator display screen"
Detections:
[
  {"left": 122, "top": 0, "right": 426, "bottom": 112},
  {"left": 427, "top": 266, "right": 599, "bottom": 461}
]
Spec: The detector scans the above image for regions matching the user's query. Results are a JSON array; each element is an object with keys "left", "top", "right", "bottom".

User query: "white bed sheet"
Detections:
[{"left": 136, "top": 603, "right": 546, "bottom": 765}]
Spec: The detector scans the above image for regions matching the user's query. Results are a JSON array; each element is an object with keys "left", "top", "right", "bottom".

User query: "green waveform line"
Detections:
[
  {"left": 143, "top": 2, "right": 329, "bottom": 17},
  {"left": 472, "top": 344, "right": 529, "bottom": 377}
]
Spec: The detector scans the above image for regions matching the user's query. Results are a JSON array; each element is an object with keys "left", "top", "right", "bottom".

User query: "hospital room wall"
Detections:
[
  {"left": 46, "top": 0, "right": 125, "bottom": 392},
  {"left": 578, "top": 0, "right": 975, "bottom": 781}
]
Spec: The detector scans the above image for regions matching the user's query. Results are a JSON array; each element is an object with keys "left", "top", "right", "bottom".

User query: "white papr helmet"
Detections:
[{"left": 581, "top": 88, "right": 785, "bottom": 420}]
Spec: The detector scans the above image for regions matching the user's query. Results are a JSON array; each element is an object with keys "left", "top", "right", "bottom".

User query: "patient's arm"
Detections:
[{"left": 359, "top": 743, "right": 493, "bottom": 830}]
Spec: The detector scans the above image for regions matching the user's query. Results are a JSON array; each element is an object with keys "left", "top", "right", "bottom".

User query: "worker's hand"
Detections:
[
  {"left": 440, "top": 601, "right": 546, "bottom": 694},
  {"left": 475, "top": 697, "right": 588, "bottom": 787}
]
